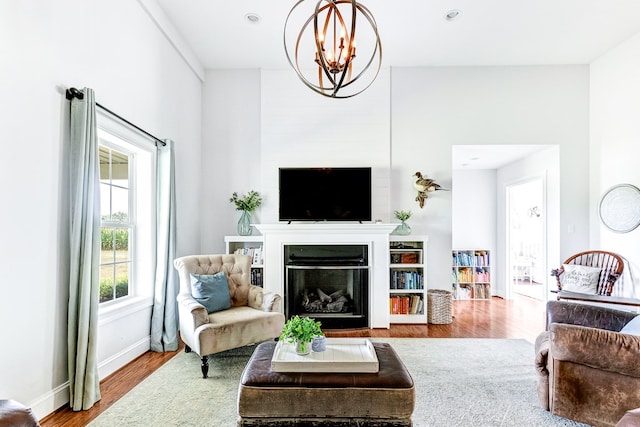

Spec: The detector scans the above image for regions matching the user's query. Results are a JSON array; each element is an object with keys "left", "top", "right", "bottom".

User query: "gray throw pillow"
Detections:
[{"left": 190, "top": 272, "right": 231, "bottom": 313}]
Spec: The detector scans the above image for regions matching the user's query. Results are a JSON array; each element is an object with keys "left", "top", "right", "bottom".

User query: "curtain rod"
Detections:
[{"left": 65, "top": 87, "right": 166, "bottom": 147}]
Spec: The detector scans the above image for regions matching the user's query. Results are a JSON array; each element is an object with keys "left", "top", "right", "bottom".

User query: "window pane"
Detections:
[
  {"left": 99, "top": 146, "right": 111, "bottom": 181},
  {"left": 100, "top": 183, "right": 111, "bottom": 220},
  {"left": 100, "top": 264, "right": 115, "bottom": 303},
  {"left": 111, "top": 185, "right": 129, "bottom": 221},
  {"left": 110, "top": 150, "right": 129, "bottom": 181},
  {"left": 101, "top": 228, "right": 115, "bottom": 254},
  {"left": 115, "top": 262, "right": 129, "bottom": 298},
  {"left": 115, "top": 228, "right": 129, "bottom": 261}
]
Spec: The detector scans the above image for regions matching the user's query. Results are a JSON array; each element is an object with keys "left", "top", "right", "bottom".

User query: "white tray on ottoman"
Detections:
[{"left": 271, "top": 337, "right": 379, "bottom": 373}]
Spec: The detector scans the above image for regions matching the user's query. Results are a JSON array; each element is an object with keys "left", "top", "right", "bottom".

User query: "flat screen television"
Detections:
[{"left": 279, "top": 167, "right": 372, "bottom": 222}]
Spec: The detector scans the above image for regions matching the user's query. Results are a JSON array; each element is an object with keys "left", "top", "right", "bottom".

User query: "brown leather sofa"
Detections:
[{"left": 535, "top": 301, "right": 640, "bottom": 427}]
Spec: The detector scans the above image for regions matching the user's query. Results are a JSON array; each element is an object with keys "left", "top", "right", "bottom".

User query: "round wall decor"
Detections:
[{"left": 598, "top": 184, "right": 640, "bottom": 233}]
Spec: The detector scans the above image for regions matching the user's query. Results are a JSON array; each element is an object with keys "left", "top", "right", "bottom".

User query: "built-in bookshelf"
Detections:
[
  {"left": 389, "top": 236, "right": 428, "bottom": 323},
  {"left": 224, "top": 235, "right": 264, "bottom": 287},
  {"left": 452, "top": 249, "right": 491, "bottom": 299}
]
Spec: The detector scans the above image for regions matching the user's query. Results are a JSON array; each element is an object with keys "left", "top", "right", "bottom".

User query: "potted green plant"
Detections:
[
  {"left": 393, "top": 209, "right": 412, "bottom": 235},
  {"left": 229, "top": 190, "right": 262, "bottom": 236},
  {"left": 280, "top": 315, "right": 323, "bottom": 355}
]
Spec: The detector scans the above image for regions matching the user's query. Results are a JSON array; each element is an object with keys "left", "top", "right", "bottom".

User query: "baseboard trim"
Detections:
[
  {"left": 98, "top": 336, "right": 150, "bottom": 379},
  {"left": 30, "top": 336, "right": 150, "bottom": 420},
  {"left": 30, "top": 381, "right": 70, "bottom": 421}
]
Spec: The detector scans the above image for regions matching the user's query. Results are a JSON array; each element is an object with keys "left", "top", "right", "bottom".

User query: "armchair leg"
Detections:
[{"left": 201, "top": 355, "right": 209, "bottom": 378}]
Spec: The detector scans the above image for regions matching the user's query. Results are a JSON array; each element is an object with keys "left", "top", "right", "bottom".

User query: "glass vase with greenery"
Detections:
[
  {"left": 393, "top": 209, "right": 412, "bottom": 235},
  {"left": 280, "top": 315, "right": 323, "bottom": 355},
  {"left": 229, "top": 190, "right": 262, "bottom": 212},
  {"left": 230, "top": 191, "right": 262, "bottom": 235}
]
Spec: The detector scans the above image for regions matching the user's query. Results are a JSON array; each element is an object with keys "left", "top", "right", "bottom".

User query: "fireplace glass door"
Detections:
[{"left": 285, "top": 244, "right": 369, "bottom": 329}]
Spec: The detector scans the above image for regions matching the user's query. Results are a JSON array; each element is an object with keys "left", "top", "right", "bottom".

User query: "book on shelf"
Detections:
[
  {"left": 250, "top": 268, "right": 263, "bottom": 287},
  {"left": 455, "top": 285, "right": 472, "bottom": 300},
  {"left": 390, "top": 248, "right": 423, "bottom": 264},
  {"left": 409, "top": 295, "right": 422, "bottom": 314},
  {"left": 400, "top": 253, "right": 418, "bottom": 264},
  {"left": 453, "top": 252, "right": 473, "bottom": 266},
  {"left": 474, "top": 251, "right": 490, "bottom": 266},
  {"left": 453, "top": 250, "right": 491, "bottom": 267},
  {"left": 474, "top": 283, "right": 490, "bottom": 299},
  {"left": 389, "top": 296, "right": 408, "bottom": 314},
  {"left": 474, "top": 267, "right": 490, "bottom": 283},
  {"left": 389, "top": 295, "right": 423, "bottom": 315},
  {"left": 234, "top": 247, "right": 263, "bottom": 265},
  {"left": 456, "top": 267, "right": 473, "bottom": 283},
  {"left": 252, "top": 247, "right": 262, "bottom": 265},
  {"left": 390, "top": 270, "right": 424, "bottom": 290}
]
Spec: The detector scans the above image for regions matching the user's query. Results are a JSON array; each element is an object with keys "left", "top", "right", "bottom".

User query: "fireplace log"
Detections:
[
  {"left": 306, "top": 299, "right": 323, "bottom": 310},
  {"left": 317, "top": 288, "right": 332, "bottom": 303},
  {"left": 329, "top": 289, "right": 346, "bottom": 300},
  {"left": 327, "top": 296, "right": 348, "bottom": 312}
]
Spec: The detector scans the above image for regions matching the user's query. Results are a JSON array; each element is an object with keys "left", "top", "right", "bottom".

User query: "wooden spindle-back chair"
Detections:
[{"left": 551, "top": 250, "right": 623, "bottom": 296}]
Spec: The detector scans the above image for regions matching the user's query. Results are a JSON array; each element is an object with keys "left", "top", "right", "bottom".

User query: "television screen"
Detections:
[{"left": 279, "top": 167, "right": 372, "bottom": 222}]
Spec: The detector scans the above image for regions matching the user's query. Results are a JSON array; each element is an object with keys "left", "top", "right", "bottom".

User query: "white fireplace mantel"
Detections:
[
  {"left": 255, "top": 223, "right": 397, "bottom": 235},
  {"left": 255, "top": 223, "right": 397, "bottom": 328}
]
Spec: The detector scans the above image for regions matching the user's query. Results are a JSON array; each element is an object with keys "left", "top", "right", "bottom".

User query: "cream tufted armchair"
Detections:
[{"left": 174, "top": 254, "right": 285, "bottom": 378}]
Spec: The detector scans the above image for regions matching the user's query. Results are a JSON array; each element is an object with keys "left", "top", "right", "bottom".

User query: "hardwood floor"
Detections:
[{"left": 39, "top": 295, "right": 545, "bottom": 427}]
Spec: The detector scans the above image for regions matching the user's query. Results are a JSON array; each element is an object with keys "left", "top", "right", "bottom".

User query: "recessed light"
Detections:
[
  {"left": 245, "top": 13, "right": 261, "bottom": 24},
  {"left": 444, "top": 9, "right": 462, "bottom": 21}
]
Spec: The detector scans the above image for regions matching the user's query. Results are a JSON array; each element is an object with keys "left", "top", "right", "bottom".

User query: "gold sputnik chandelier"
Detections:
[{"left": 284, "top": 0, "right": 382, "bottom": 99}]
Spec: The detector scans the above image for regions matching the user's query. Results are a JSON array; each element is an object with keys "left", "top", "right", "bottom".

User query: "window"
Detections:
[
  {"left": 99, "top": 145, "right": 132, "bottom": 303},
  {"left": 97, "top": 117, "right": 155, "bottom": 308}
]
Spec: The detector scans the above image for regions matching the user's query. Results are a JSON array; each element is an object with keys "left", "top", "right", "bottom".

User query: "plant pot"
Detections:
[
  {"left": 295, "top": 339, "right": 311, "bottom": 355},
  {"left": 312, "top": 336, "right": 326, "bottom": 352}
]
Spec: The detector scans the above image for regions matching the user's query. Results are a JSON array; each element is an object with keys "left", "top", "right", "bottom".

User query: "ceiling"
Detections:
[
  {"left": 155, "top": 0, "right": 640, "bottom": 69},
  {"left": 154, "top": 1, "right": 640, "bottom": 170},
  {"left": 451, "top": 145, "right": 548, "bottom": 170}
]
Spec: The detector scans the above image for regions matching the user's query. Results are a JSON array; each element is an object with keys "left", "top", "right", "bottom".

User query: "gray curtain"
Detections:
[
  {"left": 68, "top": 87, "right": 101, "bottom": 410},
  {"left": 150, "top": 139, "right": 179, "bottom": 352}
]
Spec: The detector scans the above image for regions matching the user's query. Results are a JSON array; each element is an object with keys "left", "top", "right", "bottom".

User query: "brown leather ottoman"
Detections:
[{"left": 237, "top": 341, "right": 415, "bottom": 426}]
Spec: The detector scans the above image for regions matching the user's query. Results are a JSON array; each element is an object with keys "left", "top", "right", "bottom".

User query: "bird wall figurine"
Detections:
[{"left": 413, "top": 172, "right": 443, "bottom": 208}]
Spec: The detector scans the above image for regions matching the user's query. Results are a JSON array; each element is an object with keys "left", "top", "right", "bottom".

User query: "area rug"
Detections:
[{"left": 89, "top": 338, "right": 589, "bottom": 427}]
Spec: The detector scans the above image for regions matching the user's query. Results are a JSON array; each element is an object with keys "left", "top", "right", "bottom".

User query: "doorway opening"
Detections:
[{"left": 507, "top": 177, "right": 546, "bottom": 300}]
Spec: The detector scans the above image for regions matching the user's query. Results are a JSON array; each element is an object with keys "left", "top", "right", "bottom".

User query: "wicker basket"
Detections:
[{"left": 427, "top": 289, "right": 453, "bottom": 324}]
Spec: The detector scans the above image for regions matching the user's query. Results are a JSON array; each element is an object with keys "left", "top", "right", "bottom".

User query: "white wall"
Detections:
[
  {"left": 260, "top": 69, "right": 392, "bottom": 223},
  {"left": 201, "top": 65, "right": 590, "bottom": 296},
  {"left": 391, "top": 66, "right": 589, "bottom": 293},
  {"left": 0, "top": 0, "right": 202, "bottom": 418},
  {"left": 452, "top": 169, "right": 497, "bottom": 250},
  {"left": 590, "top": 32, "right": 640, "bottom": 298},
  {"left": 201, "top": 69, "right": 262, "bottom": 253}
]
